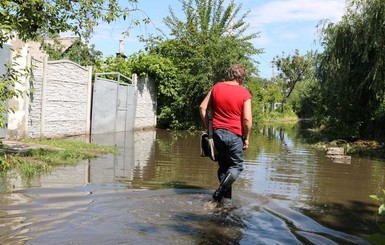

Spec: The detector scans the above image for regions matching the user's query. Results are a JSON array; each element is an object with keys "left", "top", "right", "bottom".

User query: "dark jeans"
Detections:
[{"left": 213, "top": 128, "right": 244, "bottom": 182}]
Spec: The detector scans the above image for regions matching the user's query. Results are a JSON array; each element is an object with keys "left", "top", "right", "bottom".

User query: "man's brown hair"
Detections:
[{"left": 228, "top": 64, "right": 247, "bottom": 82}]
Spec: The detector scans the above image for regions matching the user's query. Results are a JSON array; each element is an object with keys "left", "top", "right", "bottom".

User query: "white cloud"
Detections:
[
  {"left": 249, "top": 0, "right": 346, "bottom": 26},
  {"left": 243, "top": 0, "right": 347, "bottom": 77}
]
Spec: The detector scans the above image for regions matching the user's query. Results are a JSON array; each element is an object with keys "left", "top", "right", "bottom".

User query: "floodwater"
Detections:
[{"left": 1, "top": 123, "right": 385, "bottom": 244}]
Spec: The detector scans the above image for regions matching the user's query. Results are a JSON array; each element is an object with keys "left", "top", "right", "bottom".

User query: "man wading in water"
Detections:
[{"left": 199, "top": 64, "right": 253, "bottom": 203}]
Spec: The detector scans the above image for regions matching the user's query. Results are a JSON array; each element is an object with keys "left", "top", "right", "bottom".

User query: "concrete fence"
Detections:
[
  {"left": 26, "top": 56, "right": 93, "bottom": 139},
  {"left": 1, "top": 43, "right": 157, "bottom": 139}
]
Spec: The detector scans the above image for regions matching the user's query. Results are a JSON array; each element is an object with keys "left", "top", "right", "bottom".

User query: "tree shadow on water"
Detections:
[
  {"left": 161, "top": 181, "right": 207, "bottom": 190},
  {"left": 300, "top": 200, "right": 384, "bottom": 242}
]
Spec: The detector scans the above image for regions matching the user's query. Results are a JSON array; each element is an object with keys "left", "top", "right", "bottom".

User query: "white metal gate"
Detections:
[{"left": 91, "top": 73, "right": 137, "bottom": 134}]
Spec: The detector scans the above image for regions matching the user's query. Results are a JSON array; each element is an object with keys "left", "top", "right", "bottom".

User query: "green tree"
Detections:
[
  {"left": 97, "top": 52, "right": 180, "bottom": 128},
  {"left": 288, "top": 78, "right": 319, "bottom": 119},
  {"left": 265, "top": 80, "right": 284, "bottom": 110},
  {"left": 0, "top": 0, "right": 135, "bottom": 47},
  {"left": 273, "top": 50, "right": 313, "bottom": 109},
  {"left": 43, "top": 38, "right": 103, "bottom": 67},
  {"left": 246, "top": 77, "right": 265, "bottom": 124},
  {"left": 316, "top": 0, "right": 385, "bottom": 139},
  {"left": 145, "top": 0, "right": 262, "bottom": 129}
]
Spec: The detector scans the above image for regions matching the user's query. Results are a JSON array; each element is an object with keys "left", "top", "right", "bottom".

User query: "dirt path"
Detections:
[{"left": 1, "top": 140, "right": 61, "bottom": 154}]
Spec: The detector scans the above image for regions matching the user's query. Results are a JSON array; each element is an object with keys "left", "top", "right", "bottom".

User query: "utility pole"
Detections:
[{"left": 116, "top": 39, "right": 127, "bottom": 59}]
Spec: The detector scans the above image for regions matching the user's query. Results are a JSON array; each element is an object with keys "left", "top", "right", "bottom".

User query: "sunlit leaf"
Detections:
[
  {"left": 370, "top": 194, "right": 381, "bottom": 201},
  {"left": 379, "top": 204, "right": 385, "bottom": 215}
]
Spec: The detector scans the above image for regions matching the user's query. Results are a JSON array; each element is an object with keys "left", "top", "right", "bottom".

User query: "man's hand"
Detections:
[{"left": 243, "top": 139, "right": 249, "bottom": 150}]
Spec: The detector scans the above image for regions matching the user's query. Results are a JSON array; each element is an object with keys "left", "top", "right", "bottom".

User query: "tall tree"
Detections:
[
  {"left": 273, "top": 50, "right": 313, "bottom": 109},
  {"left": 145, "top": 0, "right": 262, "bottom": 129},
  {"left": 316, "top": 0, "right": 385, "bottom": 138}
]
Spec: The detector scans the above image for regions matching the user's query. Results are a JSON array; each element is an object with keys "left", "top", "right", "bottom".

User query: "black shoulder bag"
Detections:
[{"left": 200, "top": 95, "right": 217, "bottom": 161}]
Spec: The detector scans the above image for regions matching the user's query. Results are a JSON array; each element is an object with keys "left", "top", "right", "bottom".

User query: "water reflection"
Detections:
[
  {"left": 246, "top": 124, "right": 385, "bottom": 238},
  {"left": 0, "top": 124, "right": 384, "bottom": 244},
  {"left": 89, "top": 130, "right": 156, "bottom": 185}
]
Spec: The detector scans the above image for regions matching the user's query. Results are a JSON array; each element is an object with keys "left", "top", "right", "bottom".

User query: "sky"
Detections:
[{"left": 90, "top": 0, "right": 347, "bottom": 79}]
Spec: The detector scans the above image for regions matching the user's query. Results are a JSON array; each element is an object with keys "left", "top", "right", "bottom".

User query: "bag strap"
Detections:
[{"left": 208, "top": 94, "right": 214, "bottom": 138}]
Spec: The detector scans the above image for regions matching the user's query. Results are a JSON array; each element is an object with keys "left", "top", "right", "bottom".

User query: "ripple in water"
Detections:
[{"left": 0, "top": 186, "right": 370, "bottom": 245}]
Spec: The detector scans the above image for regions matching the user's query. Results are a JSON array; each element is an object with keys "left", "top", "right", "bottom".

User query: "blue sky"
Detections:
[{"left": 90, "top": 0, "right": 346, "bottom": 79}]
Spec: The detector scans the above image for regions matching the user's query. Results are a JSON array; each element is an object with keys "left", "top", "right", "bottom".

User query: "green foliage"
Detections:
[
  {"left": 370, "top": 99, "right": 385, "bottom": 140},
  {"left": 263, "top": 107, "right": 297, "bottom": 123},
  {"left": 246, "top": 77, "right": 265, "bottom": 124},
  {"left": 367, "top": 230, "right": 385, "bottom": 245},
  {"left": 264, "top": 80, "right": 284, "bottom": 107},
  {"left": 100, "top": 55, "right": 134, "bottom": 77},
  {"left": 0, "top": 139, "right": 117, "bottom": 179},
  {"left": 316, "top": 0, "right": 385, "bottom": 139},
  {"left": 370, "top": 189, "right": 385, "bottom": 216},
  {"left": 0, "top": 52, "right": 30, "bottom": 128},
  {"left": 22, "top": 138, "right": 118, "bottom": 156},
  {"left": 15, "top": 157, "right": 49, "bottom": 179},
  {"left": 43, "top": 38, "right": 104, "bottom": 67},
  {"left": 127, "top": 53, "right": 180, "bottom": 128},
  {"left": 98, "top": 52, "right": 180, "bottom": 128},
  {"left": 287, "top": 77, "right": 320, "bottom": 119},
  {"left": 144, "top": 0, "right": 262, "bottom": 129},
  {"left": 245, "top": 77, "right": 298, "bottom": 124},
  {"left": 0, "top": 0, "right": 134, "bottom": 47},
  {"left": 368, "top": 189, "right": 385, "bottom": 245},
  {"left": 273, "top": 50, "right": 314, "bottom": 106}
]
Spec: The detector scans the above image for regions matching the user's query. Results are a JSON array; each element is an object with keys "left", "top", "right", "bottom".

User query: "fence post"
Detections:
[
  {"left": 132, "top": 73, "right": 137, "bottom": 88},
  {"left": 86, "top": 66, "right": 93, "bottom": 135},
  {"left": 23, "top": 54, "right": 31, "bottom": 138},
  {"left": 40, "top": 55, "right": 48, "bottom": 139},
  {"left": 132, "top": 74, "right": 138, "bottom": 129}
]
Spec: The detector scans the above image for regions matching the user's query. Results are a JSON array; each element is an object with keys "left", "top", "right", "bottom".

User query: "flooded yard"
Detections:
[{"left": 0, "top": 124, "right": 384, "bottom": 244}]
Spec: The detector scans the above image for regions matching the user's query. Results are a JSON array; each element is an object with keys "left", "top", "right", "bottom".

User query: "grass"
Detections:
[{"left": 0, "top": 138, "right": 118, "bottom": 179}]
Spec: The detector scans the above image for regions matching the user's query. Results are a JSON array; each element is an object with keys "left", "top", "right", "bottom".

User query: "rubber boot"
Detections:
[
  {"left": 223, "top": 186, "right": 232, "bottom": 199},
  {"left": 212, "top": 173, "right": 235, "bottom": 202}
]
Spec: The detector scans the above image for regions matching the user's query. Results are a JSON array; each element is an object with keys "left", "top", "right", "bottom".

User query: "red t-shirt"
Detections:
[{"left": 211, "top": 82, "right": 252, "bottom": 136}]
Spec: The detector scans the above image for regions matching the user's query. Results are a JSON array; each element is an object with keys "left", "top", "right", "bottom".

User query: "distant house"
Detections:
[{"left": 27, "top": 37, "right": 78, "bottom": 60}]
